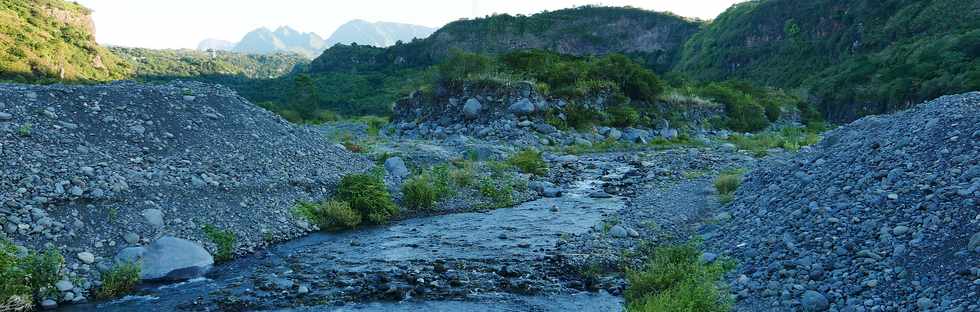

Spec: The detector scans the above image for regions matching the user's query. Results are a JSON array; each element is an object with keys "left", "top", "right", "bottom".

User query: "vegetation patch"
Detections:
[
  {"left": 479, "top": 178, "right": 515, "bottom": 208},
  {"left": 625, "top": 242, "right": 734, "bottom": 312},
  {"left": 94, "top": 262, "right": 140, "bottom": 299},
  {"left": 507, "top": 149, "right": 548, "bottom": 176},
  {"left": 0, "top": 238, "right": 64, "bottom": 311},
  {"left": 337, "top": 173, "right": 398, "bottom": 225},
  {"left": 714, "top": 169, "right": 746, "bottom": 205},
  {"left": 293, "top": 200, "right": 362, "bottom": 231},
  {"left": 202, "top": 224, "right": 237, "bottom": 262},
  {"left": 727, "top": 124, "right": 826, "bottom": 157}
]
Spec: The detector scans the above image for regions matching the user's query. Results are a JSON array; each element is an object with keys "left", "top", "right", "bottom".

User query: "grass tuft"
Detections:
[
  {"left": 95, "top": 262, "right": 140, "bottom": 299},
  {"left": 507, "top": 149, "right": 548, "bottom": 176},
  {"left": 337, "top": 173, "right": 398, "bottom": 225},
  {"left": 293, "top": 200, "right": 362, "bottom": 231},
  {"left": 625, "top": 242, "right": 734, "bottom": 312},
  {"left": 714, "top": 169, "right": 745, "bottom": 204},
  {"left": 202, "top": 224, "right": 236, "bottom": 262}
]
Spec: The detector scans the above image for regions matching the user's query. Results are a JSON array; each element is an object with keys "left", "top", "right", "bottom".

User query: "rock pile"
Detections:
[
  {"left": 0, "top": 81, "right": 370, "bottom": 304},
  {"left": 390, "top": 81, "right": 692, "bottom": 146},
  {"left": 706, "top": 93, "right": 980, "bottom": 311}
]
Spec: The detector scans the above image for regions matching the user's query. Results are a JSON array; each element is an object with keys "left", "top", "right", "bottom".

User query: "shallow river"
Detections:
[{"left": 64, "top": 164, "right": 628, "bottom": 311}]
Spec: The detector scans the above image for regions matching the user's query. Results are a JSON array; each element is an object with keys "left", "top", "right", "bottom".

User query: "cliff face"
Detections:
[
  {"left": 0, "top": 0, "right": 131, "bottom": 82},
  {"left": 310, "top": 6, "right": 703, "bottom": 73},
  {"left": 675, "top": 0, "right": 980, "bottom": 121}
]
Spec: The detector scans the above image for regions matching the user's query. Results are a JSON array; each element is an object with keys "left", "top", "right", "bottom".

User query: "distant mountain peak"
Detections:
[{"left": 325, "top": 19, "right": 436, "bottom": 48}]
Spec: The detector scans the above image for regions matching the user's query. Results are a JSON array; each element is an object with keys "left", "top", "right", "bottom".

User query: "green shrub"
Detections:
[
  {"left": 714, "top": 169, "right": 745, "bottom": 204},
  {"left": 402, "top": 176, "right": 438, "bottom": 210},
  {"left": 337, "top": 173, "right": 398, "bottom": 224},
  {"left": 607, "top": 105, "right": 641, "bottom": 128},
  {"left": 17, "top": 124, "right": 31, "bottom": 137},
  {"left": 0, "top": 238, "right": 64, "bottom": 311},
  {"left": 356, "top": 115, "right": 388, "bottom": 136},
  {"left": 95, "top": 262, "right": 140, "bottom": 299},
  {"left": 293, "top": 200, "right": 362, "bottom": 231},
  {"left": 625, "top": 242, "right": 733, "bottom": 312},
  {"left": 202, "top": 224, "right": 236, "bottom": 262},
  {"left": 507, "top": 149, "right": 548, "bottom": 176},
  {"left": 480, "top": 178, "right": 514, "bottom": 208}
]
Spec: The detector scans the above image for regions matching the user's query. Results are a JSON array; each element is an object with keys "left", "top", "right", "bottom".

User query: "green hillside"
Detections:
[
  {"left": 676, "top": 0, "right": 980, "bottom": 120},
  {"left": 0, "top": 0, "right": 130, "bottom": 82},
  {"left": 112, "top": 47, "right": 308, "bottom": 80}
]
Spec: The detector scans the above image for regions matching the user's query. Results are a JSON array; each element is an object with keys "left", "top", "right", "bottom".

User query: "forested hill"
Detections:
[
  {"left": 310, "top": 6, "right": 703, "bottom": 74},
  {"left": 0, "top": 0, "right": 130, "bottom": 82},
  {"left": 676, "top": 0, "right": 980, "bottom": 121}
]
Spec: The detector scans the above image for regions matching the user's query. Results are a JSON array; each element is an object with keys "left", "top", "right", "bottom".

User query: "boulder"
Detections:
[
  {"left": 532, "top": 123, "right": 557, "bottom": 134},
  {"left": 508, "top": 99, "right": 535, "bottom": 115},
  {"left": 123, "top": 236, "right": 213, "bottom": 281},
  {"left": 384, "top": 157, "right": 409, "bottom": 179},
  {"left": 462, "top": 98, "right": 481, "bottom": 119},
  {"left": 141, "top": 209, "right": 164, "bottom": 228},
  {"left": 0, "top": 112, "right": 12, "bottom": 121},
  {"left": 801, "top": 290, "right": 829, "bottom": 311},
  {"left": 662, "top": 129, "right": 679, "bottom": 140},
  {"left": 607, "top": 128, "right": 622, "bottom": 140}
]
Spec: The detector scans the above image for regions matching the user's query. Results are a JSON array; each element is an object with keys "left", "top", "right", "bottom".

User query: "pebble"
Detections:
[{"left": 77, "top": 252, "right": 95, "bottom": 264}]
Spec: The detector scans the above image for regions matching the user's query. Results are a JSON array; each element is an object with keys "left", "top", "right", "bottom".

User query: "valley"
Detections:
[{"left": 1, "top": 0, "right": 978, "bottom": 311}]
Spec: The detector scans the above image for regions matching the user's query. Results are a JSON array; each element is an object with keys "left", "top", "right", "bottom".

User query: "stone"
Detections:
[
  {"left": 41, "top": 299, "right": 57, "bottom": 310},
  {"left": 702, "top": 252, "right": 719, "bottom": 263},
  {"left": 607, "top": 128, "right": 622, "bottom": 140},
  {"left": 609, "top": 225, "right": 630, "bottom": 238},
  {"left": 55, "top": 280, "right": 74, "bottom": 292},
  {"left": 574, "top": 138, "right": 593, "bottom": 147},
  {"left": 533, "top": 123, "right": 557, "bottom": 134},
  {"left": 141, "top": 209, "right": 164, "bottom": 228},
  {"left": 135, "top": 236, "right": 213, "bottom": 281},
  {"left": 123, "top": 232, "right": 140, "bottom": 244},
  {"left": 892, "top": 225, "right": 910, "bottom": 236},
  {"left": 298, "top": 285, "right": 310, "bottom": 294},
  {"left": 462, "top": 98, "right": 481, "bottom": 119},
  {"left": 77, "top": 252, "right": 95, "bottom": 264},
  {"left": 970, "top": 232, "right": 980, "bottom": 251},
  {"left": 384, "top": 157, "right": 409, "bottom": 179},
  {"left": 0, "top": 112, "right": 12, "bottom": 121},
  {"left": 508, "top": 98, "right": 535, "bottom": 115},
  {"left": 662, "top": 128, "right": 679, "bottom": 140},
  {"left": 801, "top": 290, "right": 830, "bottom": 311},
  {"left": 542, "top": 187, "right": 562, "bottom": 198}
]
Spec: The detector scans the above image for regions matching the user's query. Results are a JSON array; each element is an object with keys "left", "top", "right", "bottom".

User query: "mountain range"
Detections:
[{"left": 198, "top": 21, "right": 436, "bottom": 58}]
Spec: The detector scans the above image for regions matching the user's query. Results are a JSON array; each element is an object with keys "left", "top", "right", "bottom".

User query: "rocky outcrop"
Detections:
[
  {"left": 705, "top": 92, "right": 980, "bottom": 311},
  {"left": 0, "top": 81, "right": 371, "bottom": 304},
  {"left": 116, "top": 236, "right": 213, "bottom": 281}
]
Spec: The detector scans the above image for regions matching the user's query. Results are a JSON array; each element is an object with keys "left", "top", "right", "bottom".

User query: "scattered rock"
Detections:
[
  {"left": 77, "top": 252, "right": 95, "bottom": 264},
  {"left": 384, "top": 157, "right": 409, "bottom": 179},
  {"left": 141, "top": 209, "right": 164, "bottom": 228},
  {"left": 137, "top": 236, "right": 213, "bottom": 281},
  {"left": 462, "top": 98, "right": 481, "bottom": 119},
  {"left": 801, "top": 290, "right": 829, "bottom": 311}
]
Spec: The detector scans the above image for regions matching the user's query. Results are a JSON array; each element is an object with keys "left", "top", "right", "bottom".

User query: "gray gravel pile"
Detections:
[
  {"left": 706, "top": 92, "right": 980, "bottom": 311},
  {"left": 0, "top": 81, "right": 370, "bottom": 303}
]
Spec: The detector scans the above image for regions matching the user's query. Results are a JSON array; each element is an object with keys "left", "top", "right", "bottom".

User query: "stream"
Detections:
[{"left": 63, "top": 163, "right": 630, "bottom": 311}]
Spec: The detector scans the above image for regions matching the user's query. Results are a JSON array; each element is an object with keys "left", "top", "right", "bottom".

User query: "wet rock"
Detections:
[
  {"left": 0, "top": 112, "right": 12, "bottom": 121},
  {"left": 589, "top": 191, "right": 613, "bottom": 199},
  {"left": 609, "top": 225, "right": 630, "bottom": 238},
  {"left": 55, "top": 280, "right": 74, "bottom": 292},
  {"left": 137, "top": 236, "right": 213, "bottom": 281},
  {"left": 41, "top": 299, "right": 57, "bottom": 310}
]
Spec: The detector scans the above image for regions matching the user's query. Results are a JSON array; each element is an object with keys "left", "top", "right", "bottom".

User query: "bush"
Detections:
[
  {"left": 507, "top": 149, "right": 548, "bottom": 176},
  {"left": 625, "top": 242, "right": 733, "bottom": 312},
  {"left": 714, "top": 169, "right": 745, "bottom": 204},
  {"left": 0, "top": 238, "right": 64, "bottom": 311},
  {"left": 202, "top": 224, "right": 236, "bottom": 262},
  {"left": 294, "top": 200, "right": 362, "bottom": 231},
  {"left": 607, "top": 105, "right": 641, "bottom": 128},
  {"left": 480, "top": 178, "right": 514, "bottom": 208},
  {"left": 402, "top": 176, "right": 438, "bottom": 210},
  {"left": 337, "top": 173, "right": 398, "bottom": 224},
  {"left": 95, "top": 263, "right": 140, "bottom": 299}
]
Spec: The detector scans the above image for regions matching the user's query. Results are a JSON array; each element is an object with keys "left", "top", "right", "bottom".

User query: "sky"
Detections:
[{"left": 75, "top": 0, "right": 745, "bottom": 49}]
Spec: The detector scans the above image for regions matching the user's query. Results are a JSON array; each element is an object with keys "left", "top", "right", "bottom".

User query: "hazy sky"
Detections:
[{"left": 75, "top": 0, "right": 744, "bottom": 49}]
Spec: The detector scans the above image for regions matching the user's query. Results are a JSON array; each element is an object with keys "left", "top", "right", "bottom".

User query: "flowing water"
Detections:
[{"left": 63, "top": 164, "right": 630, "bottom": 311}]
